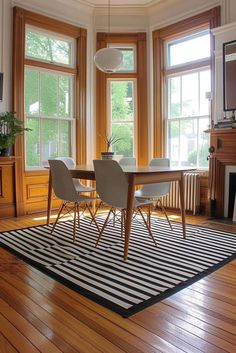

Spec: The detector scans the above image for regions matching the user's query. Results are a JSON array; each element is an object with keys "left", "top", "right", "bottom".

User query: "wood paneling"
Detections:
[
  {"left": 0, "top": 158, "right": 16, "bottom": 218},
  {"left": 209, "top": 129, "right": 236, "bottom": 218}
]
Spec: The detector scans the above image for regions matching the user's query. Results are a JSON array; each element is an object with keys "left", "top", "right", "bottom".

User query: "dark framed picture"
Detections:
[
  {"left": 0, "top": 73, "right": 3, "bottom": 101},
  {"left": 223, "top": 40, "right": 236, "bottom": 111}
]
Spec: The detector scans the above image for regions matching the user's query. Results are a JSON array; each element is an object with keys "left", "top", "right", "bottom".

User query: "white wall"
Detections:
[{"left": 0, "top": 0, "right": 12, "bottom": 113}]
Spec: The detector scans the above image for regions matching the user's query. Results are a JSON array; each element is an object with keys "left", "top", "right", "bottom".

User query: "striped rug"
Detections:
[{"left": 1, "top": 217, "right": 236, "bottom": 317}]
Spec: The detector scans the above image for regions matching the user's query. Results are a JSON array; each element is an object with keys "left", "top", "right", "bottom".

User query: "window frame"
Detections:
[
  {"left": 107, "top": 77, "right": 137, "bottom": 157},
  {"left": 152, "top": 6, "right": 220, "bottom": 159},
  {"left": 25, "top": 25, "right": 76, "bottom": 69},
  {"left": 96, "top": 32, "right": 148, "bottom": 166},
  {"left": 13, "top": 6, "right": 87, "bottom": 215}
]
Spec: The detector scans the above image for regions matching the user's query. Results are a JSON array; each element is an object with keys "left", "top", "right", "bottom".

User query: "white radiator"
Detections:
[{"left": 162, "top": 172, "right": 200, "bottom": 215}]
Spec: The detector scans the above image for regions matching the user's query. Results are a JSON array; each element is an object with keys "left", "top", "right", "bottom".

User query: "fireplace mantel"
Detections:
[{"left": 209, "top": 129, "right": 236, "bottom": 218}]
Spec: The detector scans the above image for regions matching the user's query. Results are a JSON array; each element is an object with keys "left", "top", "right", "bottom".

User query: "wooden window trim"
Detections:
[
  {"left": 152, "top": 6, "right": 220, "bottom": 158},
  {"left": 96, "top": 32, "right": 148, "bottom": 166},
  {"left": 13, "top": 6, "right": 87, "bottom": 215}
]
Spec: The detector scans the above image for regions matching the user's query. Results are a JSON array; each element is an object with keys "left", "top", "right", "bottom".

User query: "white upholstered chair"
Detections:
[
  {"left": 48, "top": 159, "right": 99, "bottom": 241},
  {"left": 56, "top": 157, "right": 95, "bottom": 193},
  {"left": 93, "top": 159, "right": 157, "bottom": 248},
  {"left": 135, "top": 158, "right": 173, "bottom": 230}
]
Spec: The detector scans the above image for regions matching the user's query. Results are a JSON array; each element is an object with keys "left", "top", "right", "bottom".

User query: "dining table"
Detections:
[{"left": 46, "top": 164, "right": 195, "bottom": 260}]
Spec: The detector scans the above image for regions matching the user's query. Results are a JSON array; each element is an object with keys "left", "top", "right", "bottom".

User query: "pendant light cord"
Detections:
[{"left": 108, "top": 0, "right": 110, "bottom": 39}]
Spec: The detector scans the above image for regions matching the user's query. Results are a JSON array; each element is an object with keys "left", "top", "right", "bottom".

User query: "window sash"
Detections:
[{"left": 25, "top": 25, "right": 76, "bottom": 69}]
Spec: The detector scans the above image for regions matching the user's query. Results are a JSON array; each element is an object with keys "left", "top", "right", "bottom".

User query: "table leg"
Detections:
[
  {"left": 47, "top": 170, "right": 52, "bottom": 225},
  {"left": 178, "top": 172, "right": 186, "bottom": 239},
  {"left": 124, "top": 175, "right": 135, "bottom": 260}
]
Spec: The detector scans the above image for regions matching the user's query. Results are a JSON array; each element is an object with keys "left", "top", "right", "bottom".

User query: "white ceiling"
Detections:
[{"left": 76, "top": 0, "right": 163, "bottom": 7}]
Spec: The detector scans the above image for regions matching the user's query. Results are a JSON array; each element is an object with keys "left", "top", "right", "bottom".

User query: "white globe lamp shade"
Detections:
[{"left": 94, "top": 47, "right": 123, "bottom": 73}]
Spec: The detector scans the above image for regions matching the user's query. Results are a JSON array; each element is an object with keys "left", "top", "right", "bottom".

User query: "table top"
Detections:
[{"left": 72, "top": 164, "right": 196, "bottom": 174}]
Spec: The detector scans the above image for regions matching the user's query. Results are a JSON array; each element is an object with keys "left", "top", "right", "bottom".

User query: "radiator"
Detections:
[{"left": 162, "top": 172, "right": 200, "bottom": 215}]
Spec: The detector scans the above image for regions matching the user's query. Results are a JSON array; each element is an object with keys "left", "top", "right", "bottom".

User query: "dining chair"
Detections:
[
  {"left": 48, "top": 159, "right": 99, "bottom": 241},
  {"left": 56, "top": 157, "right": 95, "bottom": 193},
  {"left": 135, "top": 158, "right": 173, "bottom": 230},
  {"left": 119, "top": 157, "right": 136, "bottom": 166},
  {"left": 93, "top": 159, "right": 157, "bottom": 248}
]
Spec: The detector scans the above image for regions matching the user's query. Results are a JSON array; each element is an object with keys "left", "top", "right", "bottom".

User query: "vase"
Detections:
[
  {"left": 0, "top": 146, "right": 12, "bottom": 156},
  {"left": 101, "top": 151, "right": 114, "bottom": 160}
]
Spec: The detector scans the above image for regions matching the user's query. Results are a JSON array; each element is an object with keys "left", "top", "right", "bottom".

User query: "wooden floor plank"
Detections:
[{"left": 0, "top": 213, "right": 236, "bottom": 353}]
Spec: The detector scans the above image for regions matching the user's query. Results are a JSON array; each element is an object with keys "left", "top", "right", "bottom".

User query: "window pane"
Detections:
[
  {"left": 116, "top": 48, "right": 135, "bottom": 72},
  {"left": 180, "top": 119, "right": 198, "bottom": 167},
  {"left": 59, "top": 76, "right": 71, "bottom": 118},
  {"left": 168, "top": 120, "right": 179, "bottom": 166},
  {"left": 26, "top": 118, "right": 40, "bottom": 167},
  {"left": 112, "top": 123, "right": 134, "bottom": 157},
  {"left": 169, "top": 76, "right": 181, "bottom": 118},
  {"left": 60, "top": 120, "right": 72, "bottom": 156},
  {"left": 182, "top": 73, "right": 198, "bottom": 117},
  {"left": 41, "top": 119, "right": 59, "bottom": 161},
  {"left": 200, "top": 70, "right": 211, "bottom": 115},
  {"left": 25, "top": 69, "right": 39, "bottom": 116},
  {"left": 40, "top": 73, "right": 58, "bottom": 117},
  {"left": 111, "top": 81, "right": 134, "bottom": 122},
  {"left": 26, "top": 30, "right": 72, "bottom": 66},
  {"left": 168, "top": 32, "right": 210, "bottom": 67}
]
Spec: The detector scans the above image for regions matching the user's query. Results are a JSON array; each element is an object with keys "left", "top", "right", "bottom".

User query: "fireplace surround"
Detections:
[{"left": 209, "top": 129, "right": 236, "bottom": 218}]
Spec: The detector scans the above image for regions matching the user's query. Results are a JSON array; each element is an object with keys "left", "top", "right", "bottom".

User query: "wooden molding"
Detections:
[
  {"left": 12, "top": 6, "right": 87, "bottom": 215},
  {"left": 152, "top": 6, "right": 221, "bottom": 159},
  {"left": 95, "top": 32, "right": 148, "bottom": 164}
]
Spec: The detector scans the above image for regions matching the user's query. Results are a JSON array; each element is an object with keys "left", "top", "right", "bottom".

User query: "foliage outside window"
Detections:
[
  {"left": 108, "top": 80, "right": 136, "bottom": 157},
  {"left": 24, "top": 27, "right": 75, "bottom": 169},
  {"left": 165, "top": 31, "right": 211, "bottom": 169},
  {"left": 108, "top": 44, "right": 136, "bottom": 72}
]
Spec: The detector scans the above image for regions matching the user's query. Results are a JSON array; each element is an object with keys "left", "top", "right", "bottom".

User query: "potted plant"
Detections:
[
  {"left": 0, "top": 111, "right": 31, "bottom": 156},
  {"left": 101, "top": 133, "right": 122, "bottom": 160}
]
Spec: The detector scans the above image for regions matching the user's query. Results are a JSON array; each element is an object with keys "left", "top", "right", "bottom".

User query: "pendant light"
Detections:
[{"left": 94, "top": 0, "right": 123, "bottom": 73}]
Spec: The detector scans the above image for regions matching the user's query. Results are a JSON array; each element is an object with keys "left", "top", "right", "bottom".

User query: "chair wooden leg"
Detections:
[
  {"left": 138, "top": 208, "right": 157, "bottom": 246},
  {"left": 157, "top": 199, "right": 173, "bottom": 230},
  {"left": 86, "top": 204, "right": 100, "bottom": 232},
  {"left": 121, "top": 209, "right": 125, "bottom": 238},
  {"left": 95, "top": 208, "right": 113, "bottom": 247},
  {"left": 73, "top": 202, "right": 77, "bottom": 242},
  {"left": 51, "top": 202, "right": 65, "bottom": 234}
]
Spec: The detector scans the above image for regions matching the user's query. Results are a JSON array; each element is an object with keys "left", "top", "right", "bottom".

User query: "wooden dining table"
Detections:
[{"left": 47, "top": 164, "right": 195, "bottom": 260}]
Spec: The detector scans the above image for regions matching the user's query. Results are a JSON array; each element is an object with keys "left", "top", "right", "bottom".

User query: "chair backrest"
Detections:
[
  {"left": 48, "top": 159, "right": 78, "bottom": 202},
  {"left": 119, "top": 157, "right": 136, "bottom": 166},
  {"left": 140, "top": 158, "right": 171, "bottom": 197},
  {"left": 93, "top": 160, "right": 129, "bottom": 208},
  {"left": 56, "top": 156, "right": 75, "bottom": 168}
]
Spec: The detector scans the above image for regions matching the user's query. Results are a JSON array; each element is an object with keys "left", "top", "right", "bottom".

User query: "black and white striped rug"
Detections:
[{"left": 1, "top": 217, "right": 236, "bottom": 317}]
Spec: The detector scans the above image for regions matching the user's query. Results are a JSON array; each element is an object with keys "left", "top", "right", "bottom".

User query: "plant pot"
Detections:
[
  {"left": 0, "top": 146, "right": 12, "bottom": 157},
  {"left": 101, "top": 151, "right": 114, "bottom": 160}
]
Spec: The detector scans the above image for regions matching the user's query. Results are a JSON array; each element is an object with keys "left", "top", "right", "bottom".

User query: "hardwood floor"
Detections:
[{"left": 0, "top": 212, "right": 236, "bottom": 353}]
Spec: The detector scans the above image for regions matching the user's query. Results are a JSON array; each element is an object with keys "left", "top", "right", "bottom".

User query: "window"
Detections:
[
  {"left": 108, "top": 44, "right": 136, "bottom": 72},
  {"left": 96, "top": 33, "right": 148, "bottom": 164},
  {"left": 108, "top": 79, "right": 136, "bottom": 156},
  {"left": 24, "top": 27, "right": 75, "bottom": 169},
  {"left": 165, "top": 31, "right": 211, "bottom": 168}
]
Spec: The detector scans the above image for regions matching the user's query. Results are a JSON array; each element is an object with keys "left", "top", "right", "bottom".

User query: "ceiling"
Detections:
[{"left": 77, "top": 0, "right": 164, "bottom": 7}]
